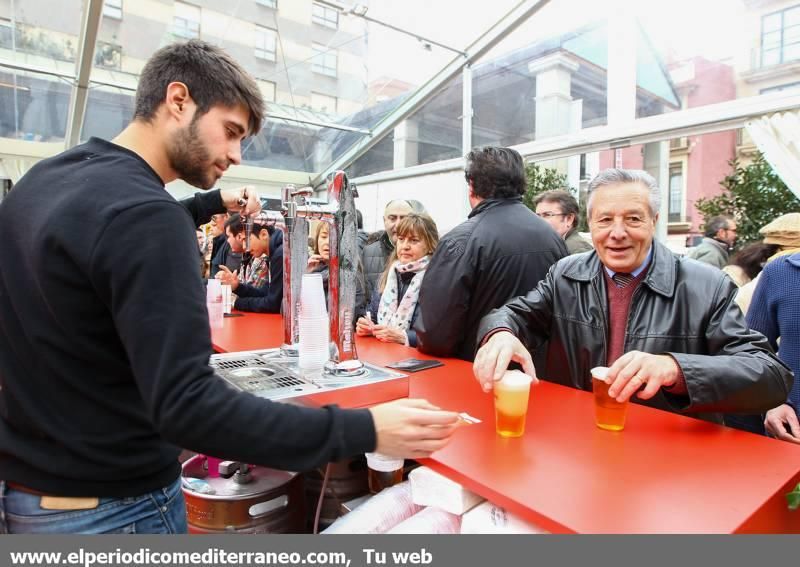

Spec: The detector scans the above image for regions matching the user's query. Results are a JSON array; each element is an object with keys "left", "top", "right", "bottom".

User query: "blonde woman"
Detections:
[
  {"left": 307, "top": 221, "right": 367, "bottom": 317},
  {"left": 356, "top": 213, "right": 439, "bottom": 346}
]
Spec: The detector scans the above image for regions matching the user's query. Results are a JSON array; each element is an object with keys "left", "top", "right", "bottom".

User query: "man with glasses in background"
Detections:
[
  {"left": 686, "top": 214, "right": 738, "bottom": 269},
  {"left": 533, "top": 190, "right": 593, "bottom": 255}
]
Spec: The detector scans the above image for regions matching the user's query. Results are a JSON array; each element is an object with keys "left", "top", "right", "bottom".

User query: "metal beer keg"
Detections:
[{"left": 182, "top": 455, "right": 306, "bottom": 534}]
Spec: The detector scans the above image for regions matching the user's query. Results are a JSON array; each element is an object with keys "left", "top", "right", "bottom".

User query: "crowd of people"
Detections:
[{"left": 0, "top": 39, "right": 797, "bottom": 534}]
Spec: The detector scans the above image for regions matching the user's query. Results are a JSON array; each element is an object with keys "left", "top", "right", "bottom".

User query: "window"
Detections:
[
  {"left": 94, "top": 41, "right": 122, "bottom": 69},
  {"left": 174, "top": 2, "right": 200, "bottom": 40},
  {"left": 103, "top": 0, "right": 122, "bottom": 20},
  {"left": 0, "top": 18, "right": 12, "bottom": 49},
  {"left": 312, "top": 2, "right": 339, "bottom": 29},
  {"left": 311, "top": 92, "right": 337, "bottom": 113},
  {"left": 260, "top": 81, "right": 276, "bottom": 103},
  {"left": 312, "top": 42, "right": 337, "bottom": 78},
  {"left": 669, "top": 137, "right": 689, "bottom": 150},
  {"left": 256, "top": 0, "right": 277, "bottom": 8},
  {"left": 668, "top": 163, "right": 683, "bottom": 223},
  {"left": 255, "top": 26, "right": 277, "bottom": 61},
  {"left": 761, "top": 5, "right": 800, "bottom": 67}
]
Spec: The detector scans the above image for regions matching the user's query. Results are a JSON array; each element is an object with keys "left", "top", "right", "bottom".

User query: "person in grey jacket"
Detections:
[
  {"left": 473, "top": 169, "right": 791, "bottom": 420},
  {"left": 685, "top": 215, "right": 737, "bottom": 269},
  {"left": 361, "top": 200, "right": 413, "bottom": 298}
]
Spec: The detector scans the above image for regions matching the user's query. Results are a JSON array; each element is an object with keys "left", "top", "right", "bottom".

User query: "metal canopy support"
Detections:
[
  {"left": 64, "top": 0, "right": 104, "bottom": 149},
  {"left": 310, "top": 0, "right": 553, "bottom": 187},
  {"left": 461, "top": 64, "right": 473, "bottom": 154},
  {"left": 315, "top": 0, "right": 467, "bottom": 56}
]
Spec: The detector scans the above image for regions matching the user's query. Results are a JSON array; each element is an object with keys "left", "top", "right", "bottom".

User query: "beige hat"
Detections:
[{"left": 760, "top": 212, "right": 800, "bottom": 247}]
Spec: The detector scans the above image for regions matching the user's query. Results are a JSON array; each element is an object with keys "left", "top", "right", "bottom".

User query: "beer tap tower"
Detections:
[{"left": 274, "top": 171, "right": 365, "bottom": 377}]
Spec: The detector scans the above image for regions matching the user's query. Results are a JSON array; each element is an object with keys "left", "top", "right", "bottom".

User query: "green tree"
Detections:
[
  {"left": 695, "top": 154, "right": 800, "bottom": 247},
  {"left": 523, "top": 162, "right": 587, "bottom": 231}
]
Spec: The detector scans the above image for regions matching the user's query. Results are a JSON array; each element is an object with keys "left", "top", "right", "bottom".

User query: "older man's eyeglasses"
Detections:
[{"left": 537, "top": 212, "right": 566, "bottom": 219}]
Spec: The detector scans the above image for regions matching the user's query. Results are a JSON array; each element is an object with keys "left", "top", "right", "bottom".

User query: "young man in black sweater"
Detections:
[{"left": 0, "top": 40, "right": 458, "bottom": 534}]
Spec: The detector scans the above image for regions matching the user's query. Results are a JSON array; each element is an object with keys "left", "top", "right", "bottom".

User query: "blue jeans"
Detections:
[{"left": 0, "top": 478, "right": 188, "bottom": 534}]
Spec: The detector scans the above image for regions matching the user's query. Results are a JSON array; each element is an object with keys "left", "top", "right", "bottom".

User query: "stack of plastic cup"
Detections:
[
  {"left": 206, "top": 279, "right": 224, "bottom": 330},
  {"left": 298, "top": 273, "right": 329, "bottom": 371}
]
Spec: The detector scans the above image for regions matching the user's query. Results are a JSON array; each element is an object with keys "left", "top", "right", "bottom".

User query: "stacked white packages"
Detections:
[
  {"left": 460, "top": 501, "right": 550, "bottom": 534},
  {"left": 408, "top": 466, "right": 484, "bottom": 515},
  {"left": 322, "top": 481, "right": 422, "bottom": 534},
  {"left": 386, "top": 506, "right": 462, "bottom": 534}
]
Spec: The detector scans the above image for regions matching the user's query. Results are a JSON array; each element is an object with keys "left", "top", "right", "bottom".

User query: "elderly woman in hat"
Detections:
[
  {"left": 721, "top": 213, "right": 800, "bottom": 435},
  {"left": 735, "top": 213, "right": 800, "bottom": 314},
  {"left": 746, "top": 213, "right": 800, "bottom": 443}
]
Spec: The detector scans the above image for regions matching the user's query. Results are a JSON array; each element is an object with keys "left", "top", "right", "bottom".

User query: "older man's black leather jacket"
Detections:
[{"left": 478, "top": 241, "right": 792, "bottom": 416}]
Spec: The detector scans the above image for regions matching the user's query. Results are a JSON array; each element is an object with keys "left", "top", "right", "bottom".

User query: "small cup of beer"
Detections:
[
  {"left": 494, "top": 370, "right": 533, "bottom": 438},
  {"left": 591, "top": 366, "right": 628, "bottom": 431},
  {"left": 365, "top": 452, "right": 404, "bottom": 494}
]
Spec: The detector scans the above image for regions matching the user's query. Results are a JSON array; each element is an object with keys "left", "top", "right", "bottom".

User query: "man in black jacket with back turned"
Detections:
[{"left": 415, "top": 146, "right": 567, "bottom": 361}]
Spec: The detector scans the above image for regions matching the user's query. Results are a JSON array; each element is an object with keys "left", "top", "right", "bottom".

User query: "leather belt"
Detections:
[
  {"left": 6, "top": 482, "right": 51, "bottom": 496},
  {"left": 5, "top": 482, "right": 100, "bottom": 510}
]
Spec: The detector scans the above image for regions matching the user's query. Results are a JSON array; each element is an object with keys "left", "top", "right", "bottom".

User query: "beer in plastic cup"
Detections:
[
  {"left": 365, "top": 452, "right": 404, "bottom": 494},
  {"left": 591, "top": 366, "right": 628, "bottom": 431},
  {"left": 493, "top": 370, "right": 533, "bottom": 438}
]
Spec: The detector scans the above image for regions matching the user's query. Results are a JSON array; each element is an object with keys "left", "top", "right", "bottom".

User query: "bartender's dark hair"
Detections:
[
  {"left": 464, "top": 146, "right": 526, "bottom": 200},
  {"left": 134, "top": 40, "right": 264, "bottom": 136}
]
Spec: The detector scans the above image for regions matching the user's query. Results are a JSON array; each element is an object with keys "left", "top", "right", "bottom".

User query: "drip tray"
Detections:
[{"left": 211, "top": 349, "right": 407, "bottom": 404}]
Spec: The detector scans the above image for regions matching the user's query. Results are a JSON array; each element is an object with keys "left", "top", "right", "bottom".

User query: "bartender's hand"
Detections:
[
  {"left": 215, "top": 266, "right": 239, "bottom": 290},
  {"left": 764, "top": 404, "right": 800, "bottom": 444},
  {"left": 473, "top": 331, "right": 537, "bottom": 393},
  {"left": 370, "top": 399, "right": 459, "bottom": 459},
  {"left": 606, "top": 351, "right": 678, "bottom": 403},
  {"left": 307, "top": 254, "right": 326, "bottom": 272},
  {"left": 220, "top": 186, "right": 260, "bottom": 217},
  {"left": 356, "top": 316, "right": 374, "bottom": 337},
  {"left": 373, "top": 325, "right": 406, "bottom": 345}
]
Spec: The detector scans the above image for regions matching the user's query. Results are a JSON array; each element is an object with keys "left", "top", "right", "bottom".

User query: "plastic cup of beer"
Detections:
[
  {"left": 365, "top": 452, "right": 404, "bottom": 494},
  {"left": 493, "top": 370, "right": 533, "bottom": 438},
  {"left": 591, "top": 366, "right": 628, "bottom": 431}
]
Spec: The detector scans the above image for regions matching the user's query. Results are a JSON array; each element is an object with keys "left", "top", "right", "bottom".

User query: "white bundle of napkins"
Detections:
[{"left": 408, "top": 466, "right": 484, "bottom": 515}]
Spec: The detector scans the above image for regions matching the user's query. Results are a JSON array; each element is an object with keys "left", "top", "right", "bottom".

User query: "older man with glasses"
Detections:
[{"left": 533, "top": 190, "right": 593, "bottom": 255}]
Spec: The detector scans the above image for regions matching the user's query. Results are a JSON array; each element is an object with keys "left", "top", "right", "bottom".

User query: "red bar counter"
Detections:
[{"left": 211, "top": 312, "right": 800, "bottom": 534}]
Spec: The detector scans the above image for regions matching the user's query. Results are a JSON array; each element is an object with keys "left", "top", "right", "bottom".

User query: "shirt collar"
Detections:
[{"left": 604, "top": 246, "right": 653, "bottom": 280}]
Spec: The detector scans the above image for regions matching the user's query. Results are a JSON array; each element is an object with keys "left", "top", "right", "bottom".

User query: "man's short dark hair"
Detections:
[
  {"left": 532, "top": 190, "right": 580, "bottom": 219},
  {"left": 356, "top": 209, "right": 364, "bottom": 229},
  {"left": 464, "top": 146, "right": 526, "bottom": 200},
  {"left": 225, "top": 213, "right": 244, "bottom": 236},
  {"left": 705, "top": 215, "right": 733, "bottom": 238},
  {"left": 134, "top": 40, "right": 264, "bottom": 136}
]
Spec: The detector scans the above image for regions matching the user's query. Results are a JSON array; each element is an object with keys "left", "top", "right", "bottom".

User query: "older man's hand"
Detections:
[
  {"left": 607, "top": 351, "right": 679, "bottom": 403},
  {"left": 764, "top": 404, "right": 800, "bottom": 444},
  {"left": 473, "top": 331, "right": 538, "bottom": 393},
  {"left": 608, "top": 350, "right": 680, "bottom": 402}
]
